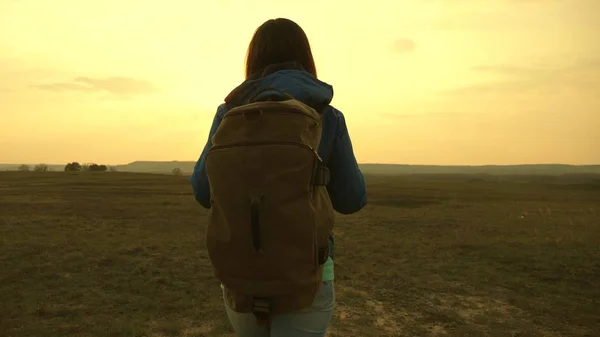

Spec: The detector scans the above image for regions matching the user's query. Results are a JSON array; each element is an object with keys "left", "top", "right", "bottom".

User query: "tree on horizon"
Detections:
[
  {"left": 34, "top": 164, "right": 48, "bottom": 172},
  {"left": 64, "top": 162, "right": 82, "bottom": 172}
]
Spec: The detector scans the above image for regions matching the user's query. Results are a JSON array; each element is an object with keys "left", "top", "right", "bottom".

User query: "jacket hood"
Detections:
[{"left": 224, "top": 61, "right": 334, "bottom": 113}]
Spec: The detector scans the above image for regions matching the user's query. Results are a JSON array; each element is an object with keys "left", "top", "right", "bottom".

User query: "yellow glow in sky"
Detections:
[{"left": 1, "top": 0, "right": 599, "bottom": 165}]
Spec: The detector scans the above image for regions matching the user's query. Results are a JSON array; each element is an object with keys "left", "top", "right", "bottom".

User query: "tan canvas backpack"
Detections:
[{"left": 204, "top": 88, "right": 335, "bottom": 326}]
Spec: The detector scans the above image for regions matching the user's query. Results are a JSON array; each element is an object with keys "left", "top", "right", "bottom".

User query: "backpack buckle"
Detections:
[{"left": 252, "top": 297, "right": 272, "bottom": 326}]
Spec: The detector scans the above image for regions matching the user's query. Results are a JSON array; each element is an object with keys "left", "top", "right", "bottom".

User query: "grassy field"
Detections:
[{"left": 0, "top": 172, "right": 599, "bottom": 337}]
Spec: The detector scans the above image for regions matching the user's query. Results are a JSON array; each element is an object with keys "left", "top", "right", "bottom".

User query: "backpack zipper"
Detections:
[
  {"left": 209, "top": 141, "right": 323, "bottom": 162},
  {"left": 224, "top": 106, "right": 319, "bottom": 122}
]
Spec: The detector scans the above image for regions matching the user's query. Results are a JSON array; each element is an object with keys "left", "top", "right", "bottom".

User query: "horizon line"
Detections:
[{"left": 1, "top": 162, "right": 599, "bottom": 167}]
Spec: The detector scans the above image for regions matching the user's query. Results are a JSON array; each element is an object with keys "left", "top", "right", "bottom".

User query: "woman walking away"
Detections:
[{"left": 190, "top": 18, "right": 367, "bottom": 337}]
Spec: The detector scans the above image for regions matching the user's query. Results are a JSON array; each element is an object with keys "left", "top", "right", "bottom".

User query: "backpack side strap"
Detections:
[{"left": 314, "top": 166, "right": 330, "bottom": 186}]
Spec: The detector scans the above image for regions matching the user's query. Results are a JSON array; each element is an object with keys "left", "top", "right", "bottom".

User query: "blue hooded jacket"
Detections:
[{"left": 190, "top": 62, "right": 367, "bottom": 260}]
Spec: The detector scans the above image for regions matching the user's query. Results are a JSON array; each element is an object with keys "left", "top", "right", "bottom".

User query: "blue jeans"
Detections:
[{"left": 223, "top": 281, "right": 336, "bottom": 337}]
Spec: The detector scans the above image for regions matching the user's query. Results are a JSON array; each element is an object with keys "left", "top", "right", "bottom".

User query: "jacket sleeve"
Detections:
[
  {"left": 326, "top": 111, "right": 367, "bottom": 214},
  {"left": 190, "top": 106, "right": 224, "bottom": 209}
]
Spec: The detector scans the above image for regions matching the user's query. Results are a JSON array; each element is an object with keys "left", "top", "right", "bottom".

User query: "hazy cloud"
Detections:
[
  {"left": 381, "top": 112, "right": 459, "bottom": 119},
  {"left": 470, "top": 65, "right": 545, "bottom": 76},
  {"left": 428, "top": 0, "right": 591, "bottom": 31},
  {"left": 430, "top": 11, "right": 512, "bottom": 30},
  {"left": 507, "top": 0, "right": 565, "bottom": 3},
  {"left": 444, "top": 58, "right": 600, "bottom": 95},
  {"left": 423, "top": 0, "right": 565, "bottom": 3},
  {"left": 32, "top": 77, "right": 158, "bottom": 96},
  {"left": 472, "top": 58, "right": 600, "bottom": 75},
  {"left": 391, "top": 38, "right": 417, "bottom": 53}
]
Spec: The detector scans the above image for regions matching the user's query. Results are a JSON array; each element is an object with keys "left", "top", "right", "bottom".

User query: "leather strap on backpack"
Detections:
[{"left": 250, "top": 195, "right": 263, "bottom": 251}]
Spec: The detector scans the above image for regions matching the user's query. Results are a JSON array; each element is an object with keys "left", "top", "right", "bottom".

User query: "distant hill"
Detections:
[
  {"left": 357, "top": 163, "right": 600, "bottom": 175},
  {"left": 2, "top": 161, "right": 599, "bottom": 175},
  {"left": 117, "top": 162, "right": 600, "bottom": 175},
  {"left": 114, "top": 161, "right": 194, "bottom": 174}
]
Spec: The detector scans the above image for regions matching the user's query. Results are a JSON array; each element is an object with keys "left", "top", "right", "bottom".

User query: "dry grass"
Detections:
[{"left": 0, "top": 172, "right": 599, "bottom": 337}]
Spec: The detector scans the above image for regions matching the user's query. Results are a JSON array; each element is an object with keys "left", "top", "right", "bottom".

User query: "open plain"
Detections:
[{"left": 0, "top": 172, "right": 599, "bottom": 337}]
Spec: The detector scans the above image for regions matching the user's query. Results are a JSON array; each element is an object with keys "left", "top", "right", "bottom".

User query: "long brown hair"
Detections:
[{"left": 245, "top": 18, "right": 317, "bottom": 79}]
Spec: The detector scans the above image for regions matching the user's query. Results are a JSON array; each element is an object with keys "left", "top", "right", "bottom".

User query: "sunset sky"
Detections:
[{"left": 1, "top": 0, "right": 598, "bottom": 165}]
